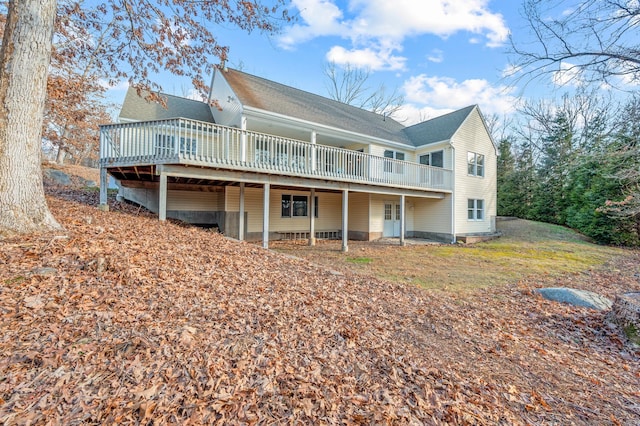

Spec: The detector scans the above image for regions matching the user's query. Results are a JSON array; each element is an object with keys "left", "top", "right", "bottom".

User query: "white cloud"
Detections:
[
  {"left": 392, "top": 104, "right": 456, "bottom": 126},
  {"left": 279, "top": 0, "right": 347, "bottom": 48},
  {"left": 427, "top": 49, "right": 444, "bottom": 63},
  {"left": 501, "top": 64, "right": 522, "bottom": 78},
  {"left": 326, "top": 43, "right": 406, "bottom": 71},
  {"left": 279, "top": 0, "right": 510, "bottom": 69},
  {"left": 399, "top": 74, "right": 517, "bottom": 124},
  {"left": 552, "top": 62, "right": 583, "bottom": 86}
]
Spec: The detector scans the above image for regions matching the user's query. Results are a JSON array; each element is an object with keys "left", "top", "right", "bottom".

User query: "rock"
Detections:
[
  {"left": 610, "top": 292, "right": 640, "bottom": 345},
  {"left": 44, "top": 169, "right": 72, "bottom": 186},
  {"left": 535, "top": 287, "right": 613, "bottom": 311},
  {"left": 24, "top": 295, "right": 45, "bottom": 310},
  {"left": 31, "top": 267, "right": 58, "bottom": 276}
]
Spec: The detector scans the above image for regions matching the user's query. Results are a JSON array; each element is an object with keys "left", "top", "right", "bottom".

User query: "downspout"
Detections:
[{"left": 450, "top": 145, "right": 456, "bottom": 244}]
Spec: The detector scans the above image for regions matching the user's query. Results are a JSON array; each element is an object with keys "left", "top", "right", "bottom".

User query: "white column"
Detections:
[
  {"left": 310, "top": 130, "right": 317, "bottom": 172},
  {"left": 400, "top": 194, "right": 406, "bottom": 246},
  {"left": 240, "top": 116, "right": 247, "bottom": 162},
  {"left": 239, "top": 182, "right": 245, "bottom": 241},
  {"left": 309, "top": 188, "right": 316, "bottom": 246},
  {"left": 263, "top": 182, "right": 270, "bottom": 249},
  {"left": 341, "top": 189, "right": 348, "bottom": 252},
  {"left": 98, "top": 167, "right": 109, "bottom": 211},
  {"left": 159, "top": 172, "right": 168, "bottom": 221}
]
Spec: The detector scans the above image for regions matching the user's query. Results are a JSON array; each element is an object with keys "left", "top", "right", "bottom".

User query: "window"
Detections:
[
  {"left": 255, "top": 139, "right": 271, "bottom": 164},
  {"left": 384, "top": 150, "right": 405, "bottom": 173},
  {"left": 281, "top": 195, "right": 318, "bottom": 217},
  {"left": 467, "top": 199, "right": 484, "bottom": 220},
  {"left": 467, "top": 152, "right": 485, "bottom": 177},
  {"left": 180, "top": 137, "right": 197, "bottom": 156},
  {"left": 419, "top": 150, "right": 444, "bottom": 168},
  {"left": 384, "top": 203, "right": 392, "bottom": 220},
  {"left": 155, "top": 134, "right": 197, "bottom": 156},
  {"left": 155, "top": 134, "right": 175, "bottom": 156}
]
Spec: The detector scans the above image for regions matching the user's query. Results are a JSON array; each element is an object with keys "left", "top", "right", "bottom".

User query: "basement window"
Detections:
[{"left": 281, "top": 195, "right": 319, "bottom": 218}]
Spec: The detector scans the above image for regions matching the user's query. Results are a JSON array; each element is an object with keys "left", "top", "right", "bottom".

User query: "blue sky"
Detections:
[{"left": 107, "top": 0, "right": 573, "bottom": 124}]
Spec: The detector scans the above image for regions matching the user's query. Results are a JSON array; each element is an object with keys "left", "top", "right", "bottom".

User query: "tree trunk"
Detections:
[
  {"left": 55, "top": 144, "right": 66, "bottom": 165},
  {"left": 0, "top": 0, "right": 61, "bottom": 237}
]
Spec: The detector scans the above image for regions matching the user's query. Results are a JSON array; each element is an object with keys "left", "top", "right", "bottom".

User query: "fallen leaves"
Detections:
[{"left": 0, "top": 185, "right": 639, "bottom": 424}]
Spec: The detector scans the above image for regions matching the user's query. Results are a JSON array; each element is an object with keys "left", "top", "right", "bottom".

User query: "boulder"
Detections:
[
  {"left": 535, "top": 287, "right": 612, "bottom": 311},
  {"left": 610, "top": 292, "right": 640, "bottom": 345},
  {"left": 44, "top": 169, "right": 72, "bottom": 186}
]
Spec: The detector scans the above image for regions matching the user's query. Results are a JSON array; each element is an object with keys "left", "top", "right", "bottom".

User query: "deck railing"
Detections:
[{"left": 100, "top": 117, "right": 452, "bottom": 191}]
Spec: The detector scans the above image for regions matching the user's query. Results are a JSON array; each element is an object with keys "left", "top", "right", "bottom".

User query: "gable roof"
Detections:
[
  {"left": 119, "top": 87, "right": 215, "bottom": 123},
  {"left": 220, "top": 68, "right": 414, "bottom": 146},
  {"left": 403, "top": 105, "right": 477, "bottom": 146}
]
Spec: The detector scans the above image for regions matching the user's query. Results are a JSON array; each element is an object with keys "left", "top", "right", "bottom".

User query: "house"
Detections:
[{"left": 99, "top": 67, "right": 497, "bottom": 251}]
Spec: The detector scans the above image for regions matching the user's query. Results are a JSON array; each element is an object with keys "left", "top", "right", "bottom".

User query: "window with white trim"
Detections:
[
  {"left": 281, "top": 195, "right": 318, "bottom": 217},
  {"left": 155, "top": 134, "right": 175, "bottom": 156},
  {"left": 384, "top": 150, "right": 405, "bottom": 173},
  {"left": 180, "top": 137, "right": 197, "bottom": 156},
  {"left": 419, "top": 150, "right": 444, "bottom": 168},
  {"left": 467, "top": 199, "right": 484, "bottom": 220},
  {"left": 467, "top": 152, "right": 484, "bottom": 177},
  {"left": 155, "top": 134, "right": 197, "bottom": 156}
]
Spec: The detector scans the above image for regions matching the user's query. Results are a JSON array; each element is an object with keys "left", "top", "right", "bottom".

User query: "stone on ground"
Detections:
[{"left": 535, "top": 287, "right": 613, "bottom": 311}]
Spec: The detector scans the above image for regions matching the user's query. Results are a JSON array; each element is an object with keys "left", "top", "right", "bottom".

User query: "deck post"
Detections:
[
  {"left": 239, "top": 182, "right": 245, "bottom": 241},
  {"left": 240, "top": 116, "right": 247, "bottom": 162},
  {"left": 263, "top": 182, "right": 270, "bottom": 249},
  {"left": 159, "top": 172, "right": 168, "bottom": 221},
  {"left": 310, "top": 130, "right": 317, "bottom": 172},
  {"left": 400, "top": 194, "right": 406, "bottom": 246},
  {"left": 309, "top": 188, "right": 316, "bottom": 246},
  {"left": 98, "top": 166, "right": 109, "bottom": 211},
  {"left": 341, "top": 189, "right": 348, "bottom": 252}
]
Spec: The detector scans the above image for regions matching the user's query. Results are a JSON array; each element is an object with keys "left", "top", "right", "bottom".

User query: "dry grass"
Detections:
[{"left": 272, "top": 219, "right": 629, "bottom": 292}]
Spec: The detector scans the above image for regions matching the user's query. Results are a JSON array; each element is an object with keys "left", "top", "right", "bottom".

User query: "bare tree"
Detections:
[
  {"left": 509, "top": 0, "right": 640, "bottom": 88},
  {"left": 323, "top": 62, "right": 404, "bottom": 116},
  {"left": 0, "top": 0, "right": 61, "bottom": 235},
  {"left": 0, "top": 0, "right": 290, "bottom": 237}
]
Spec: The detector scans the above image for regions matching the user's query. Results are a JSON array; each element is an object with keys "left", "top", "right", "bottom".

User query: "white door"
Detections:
[{"left": 383, "top": 202, "right": 401, "bottom": 237}]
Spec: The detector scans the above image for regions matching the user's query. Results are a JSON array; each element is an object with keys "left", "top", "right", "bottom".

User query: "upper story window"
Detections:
[
  {"left": 384, "top": 150, "right": 405, "bottom": 173},
  {"left": 419, "top": 150, "right": 444, "bottom": 168},
  {"left": 467, "top": 152, "right": 484, "bottom": 177},
  {"left": 180, "top": 137, "right": 197, "bottom": 156},
  {"left": 155, "top": 134, "right": 197, "bottom": 156}
]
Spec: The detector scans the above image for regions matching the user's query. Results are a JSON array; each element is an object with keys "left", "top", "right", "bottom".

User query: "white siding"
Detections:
[
  {"left": 210, "top": 69, "right": 243, "bottom": 127},
  {"left": 225, "top": 186, "right": 342, "bottom": 233},
  {"left": 348, "top": 192, "right": 370, "bottom": 233},
  {"left": 412, "top": 195, "right": 452, "bottom": 233},
  {"left": 269, "top": 189, "right": 342, "bottom": 232},
  {"left": 451, "top": 108, "right": 497, "bottom": 235},
  {"left": 225, "top": 186, "right": 264, "bottom": 233},
  {"left": 369, "top": 194, "right": 387, "bottom": 235}
]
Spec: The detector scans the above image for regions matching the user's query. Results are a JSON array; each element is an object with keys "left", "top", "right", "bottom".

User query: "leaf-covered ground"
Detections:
[{"left": 1, "top": 183, "right": 639, "bottom": 425}]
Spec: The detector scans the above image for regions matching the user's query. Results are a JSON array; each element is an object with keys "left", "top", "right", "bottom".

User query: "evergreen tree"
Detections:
[
  {"left": 532, "top": 111, "right": 575, "bottom": 225},
  {"left": 496, "top": 137, "right": 520, "bottom": 216}
]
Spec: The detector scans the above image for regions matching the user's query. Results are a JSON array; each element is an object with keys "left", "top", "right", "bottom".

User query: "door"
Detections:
[{"left": 383, "top": 202, "right": 401, "bottom": 237}]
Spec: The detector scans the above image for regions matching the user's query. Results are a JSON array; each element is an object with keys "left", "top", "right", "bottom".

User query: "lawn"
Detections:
[{"left": 272, "top": 218, "right": 629, "bottom": 292}]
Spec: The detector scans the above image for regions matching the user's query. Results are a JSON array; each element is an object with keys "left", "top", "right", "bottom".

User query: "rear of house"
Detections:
[{"left": 99, "top": 67, "right": 497, "bottom": 250}]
